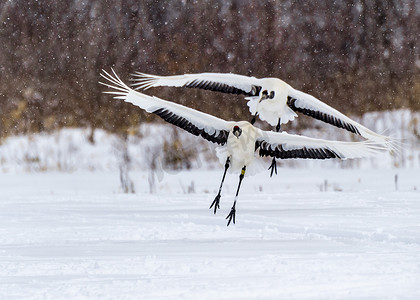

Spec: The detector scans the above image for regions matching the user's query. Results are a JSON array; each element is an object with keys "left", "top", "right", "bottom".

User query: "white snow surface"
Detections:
[
  {"left": 0, "top": 109, "right": 419, "bottom": 173},
  {"left": 1, "top": 168, "right": 420, "bottom": 299},
  {"left": 0, "top": 109, "right": 419, "bottom": 299}
]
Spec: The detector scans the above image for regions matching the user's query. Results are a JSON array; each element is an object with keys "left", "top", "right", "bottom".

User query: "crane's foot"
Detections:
[
  {"left": 209, "top": 194, "right": 221, "bottom": 214},
  {"left": 268, "top": 157, "right": 278, "bottom": 177},
  {"left": 226, "top": 203, "right": 236, "bottom": 226}
]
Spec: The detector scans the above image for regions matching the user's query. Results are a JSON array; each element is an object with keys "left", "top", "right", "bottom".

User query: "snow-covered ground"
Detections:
[
  {"left": 1, "top": 109, "right": 419, "bottom": 299},
  {"left": 1, "top": 168, "right": 419, "bottom": 299},
  {"left": 1, "top": 109, "right": 419, "bottom": 173}
]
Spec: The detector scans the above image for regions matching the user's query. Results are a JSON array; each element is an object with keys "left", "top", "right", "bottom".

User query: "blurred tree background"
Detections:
[{"left": 1, "top": 0, "right": 419, "bottom": 139}]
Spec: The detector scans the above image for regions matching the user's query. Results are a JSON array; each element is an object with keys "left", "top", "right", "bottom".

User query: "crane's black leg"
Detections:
[
  {"left": 275, "top": 119, "right": 281, "bottom": 132},
  {"left": 251, "top": 113, "right": 258, "bottom": 125},
  {"left": 268, "top": 118, "right": 281, "bottom": 177},
  {"left": 226, "top": 166, "right": 246, "bottom": 226},
  {"left": 210, "top": 157, "right": 230, "bottom": 214}
]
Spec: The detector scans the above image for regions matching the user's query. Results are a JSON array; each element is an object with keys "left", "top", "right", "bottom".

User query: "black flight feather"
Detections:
[
  {"left": 287, "top": 97, "right": 361, "bottom": 135},
  {"left": 153, "top": 108, "right": 229, "bottom": 145},
  {"left": 256, "top": 140, "right": 340, "bottom": 160},
  {"left": 183, "top": 80, "right": 261, "bottom": 97}
]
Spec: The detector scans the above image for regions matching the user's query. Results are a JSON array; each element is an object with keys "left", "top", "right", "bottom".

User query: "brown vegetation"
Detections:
[{"left": 1, "top": 0, "right": 419, "bottom": 139}]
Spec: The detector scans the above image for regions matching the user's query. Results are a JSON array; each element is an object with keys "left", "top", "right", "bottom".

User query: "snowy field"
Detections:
[
  {"left": 1, "top": 109, "right": 420, "bottom": 173},
  {"left": 1, "top": 167, "right": 420, "bottom": 299}
]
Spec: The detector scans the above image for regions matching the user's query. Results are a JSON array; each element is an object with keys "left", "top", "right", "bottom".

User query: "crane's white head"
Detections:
[
  {"left": 261, "top": 89, "right": 275, "bottom": 101},
  {"left": 259, "top": 78, "right": 288, "bottom": 101},
  {"left": 232, "top": 125, "right": 242, "bottom": 139}
]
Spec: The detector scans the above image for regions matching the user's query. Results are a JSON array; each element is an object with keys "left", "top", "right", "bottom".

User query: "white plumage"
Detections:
[
  {"left": 101, "top": 69, "right": 385, "bottom": 225},
  {"left": 102, "top": 69, "right": 383, "bottom": 172},
  {"left": 131, "top": 71, "right": 397, "bottom": 151}
]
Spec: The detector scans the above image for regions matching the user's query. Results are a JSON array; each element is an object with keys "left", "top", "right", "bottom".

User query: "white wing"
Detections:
[
  {"left": 131, "top": 72, "right": 262, "bottom": 97},
  {"left": 287, "top": 87, "right": 398, "bottom": 151},
  {"left": 256, "top": 130, "right": 384, "bottom": 160},
  {"left": 100, "top": 69, "right": 231, "bottom": 145},
  {"left": 131, "top": 71, "right": 398, "bottom": 152}
]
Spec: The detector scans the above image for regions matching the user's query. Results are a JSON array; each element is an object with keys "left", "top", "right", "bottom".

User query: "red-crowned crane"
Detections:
[
  {"left": 131, "top": 71, "right": 397, "bottom": 176},
  {"left": 101, "top": 69, "right": 385, "bottom": 226}
]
